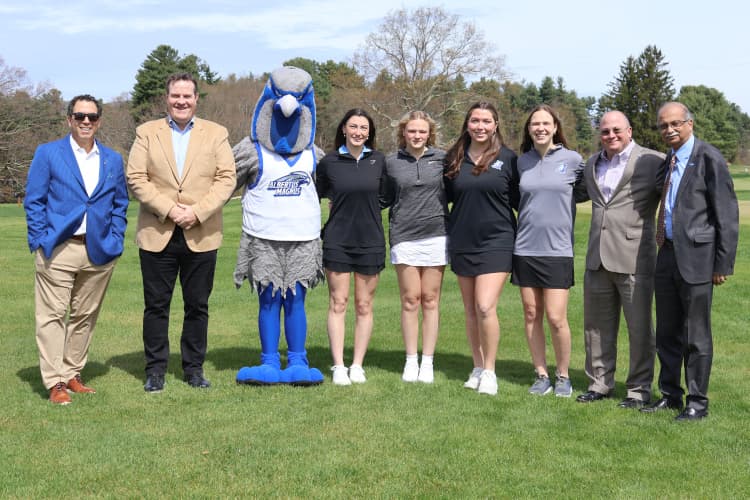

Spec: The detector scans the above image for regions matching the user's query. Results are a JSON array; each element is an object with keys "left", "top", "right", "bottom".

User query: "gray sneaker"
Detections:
[
  {"left": 529, "top": 374, "right": 552, "bottom": 395},
  {"left": 554, "top": 375, "right": 573, "bottom": 397}
]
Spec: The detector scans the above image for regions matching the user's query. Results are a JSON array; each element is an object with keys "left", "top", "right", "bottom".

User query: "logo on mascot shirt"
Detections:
[{"left": 267, "top": 172, "right": 311, "bottom": 197}]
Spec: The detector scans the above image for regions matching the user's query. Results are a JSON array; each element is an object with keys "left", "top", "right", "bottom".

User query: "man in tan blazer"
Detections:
[
  {"left": 127, "top": 73, "right": 235, "bottom": 392},
  {"left": 576, "top": 111, "right": 665, "bottom": 408}
]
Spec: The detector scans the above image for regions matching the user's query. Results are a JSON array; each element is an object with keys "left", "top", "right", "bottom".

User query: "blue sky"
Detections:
[{"left": 2, "top": 0, "right": 749, "bottom": 114}]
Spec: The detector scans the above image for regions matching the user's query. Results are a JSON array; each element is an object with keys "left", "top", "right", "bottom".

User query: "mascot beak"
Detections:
[{"left": 275, "top": 94, "right": 300, "bottom": 118}]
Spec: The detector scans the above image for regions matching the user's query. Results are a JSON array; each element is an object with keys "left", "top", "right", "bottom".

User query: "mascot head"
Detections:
[{"left": 251, "top": 66, "right": 316, "bottom": 155}]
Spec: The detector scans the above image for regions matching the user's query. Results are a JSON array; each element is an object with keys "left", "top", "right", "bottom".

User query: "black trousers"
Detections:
[
  {"left": 139, "top": 228, "right": 217, "bottom": 376},
  {"left": 654, "top": 243, "right": 714, "bottom": 412}
]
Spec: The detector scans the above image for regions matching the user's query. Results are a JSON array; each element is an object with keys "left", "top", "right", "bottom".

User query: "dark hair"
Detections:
[
  {"left": 396, "top": 110, "right": 437, "bottom": 149},
  {"left": 521, "top": 104, "right": 568, "bottom": 153},
  {"left": 67, "top": 95, "right": 102, "bottom": 116},
  {"left": 445, "top": 102, "right": 503, "bottom": 178},
  {"left": 334, "top": 108, "right": 376, "bottom": 149},
  {"left": 165, "top": 73, "right": 199, "bottom": 95},
  {"left": 520, "top": 104, "right": 568, "bottom": 153}
]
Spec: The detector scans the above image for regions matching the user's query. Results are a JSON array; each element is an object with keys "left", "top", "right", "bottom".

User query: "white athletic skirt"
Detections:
[{"left": 390, "top": 236, "right": 449, "bottom": 266}]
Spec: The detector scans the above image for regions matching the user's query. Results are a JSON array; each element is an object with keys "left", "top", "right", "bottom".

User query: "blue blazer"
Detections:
[{"left": 24, "top": 135, "right": 129, "bottom": 265}]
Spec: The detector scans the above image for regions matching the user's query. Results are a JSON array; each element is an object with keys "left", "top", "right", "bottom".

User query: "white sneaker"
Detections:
[
  {"left": 477, "top": 370, "right": 498, "bottom": 395},
  {"left": 463, "top": 367, "right": 483, "bottom": 390},
  {"left": 417, "top": 364, "right": 434, "bottom": 384},
  {"left": 402, "top": 360, "right": 419, "bottom": 382},
  {"left": 331, "top": 365, "right": 351, "bottom": 386},
  {"left": 348, "top": 365, "right": 367, "bottom": 384}
]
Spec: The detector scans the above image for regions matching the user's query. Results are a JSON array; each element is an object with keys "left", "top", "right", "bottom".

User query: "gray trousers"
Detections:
[{"left": 583, "top": 267, "right": 656, "bottom": 400}]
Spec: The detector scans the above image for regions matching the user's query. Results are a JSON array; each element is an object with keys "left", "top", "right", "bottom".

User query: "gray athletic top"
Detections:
[
  {"left": 382, "top": 147, "right": 448, "bottom": 248},
  {"left": 513, "top": 145, "right": 585, "bottom": 257}
]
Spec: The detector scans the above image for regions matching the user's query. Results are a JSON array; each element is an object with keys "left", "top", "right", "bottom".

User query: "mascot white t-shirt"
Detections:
[{"left": 241, "top": 144, "right": 320, "bottom": 241}]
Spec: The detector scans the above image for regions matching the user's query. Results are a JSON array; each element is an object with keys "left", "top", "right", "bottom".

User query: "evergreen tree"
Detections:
[
  {"left": 599, "top": 45, "right": 675, "bottom": 149},
  {"left": 131, "top": 44, "right": 219, "bottom": 123},
  {"left": 678, "top": 85, "right": 750, "bottom": 161}
]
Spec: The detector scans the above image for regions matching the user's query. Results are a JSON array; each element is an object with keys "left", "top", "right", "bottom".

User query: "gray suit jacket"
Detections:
[
  {"left": 667, "top": 138, "right": 739, "bottom": 283},
  {"left": 584, "top": 143, "right": 666, "bottom": 275}
]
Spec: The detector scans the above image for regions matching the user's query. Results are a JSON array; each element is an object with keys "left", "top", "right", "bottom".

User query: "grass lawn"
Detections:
[{"left": 1, "top": 175, "right": 749, "bottom": 497}]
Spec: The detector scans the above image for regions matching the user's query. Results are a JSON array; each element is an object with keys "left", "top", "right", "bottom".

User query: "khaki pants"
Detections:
[{"left": 34, "top": 240, "right": 116, "bottom": 389}]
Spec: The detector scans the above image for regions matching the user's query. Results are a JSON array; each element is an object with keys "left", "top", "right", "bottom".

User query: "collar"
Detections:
[
  {"left": 338, "top": 144, "right": 371, "bottom": 160},
  {"left": 672, "top": 134, "right": 695, "bottom": 166},
  {"left": 168, "top": 116, "right": 195, "bottom": 132},
  {"left": 599, "top": 140, "right": 635, "bottom": 163},
  {"left": 399, "top": 146, "right": 434, "bottom": 160},
  {"left": 69, "top": 135, "right": 99, "bottom": 156}
]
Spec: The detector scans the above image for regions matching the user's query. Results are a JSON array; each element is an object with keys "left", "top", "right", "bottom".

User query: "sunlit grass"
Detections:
[{"left": 1, "top": 192, "right": 749, "bottom": 498}]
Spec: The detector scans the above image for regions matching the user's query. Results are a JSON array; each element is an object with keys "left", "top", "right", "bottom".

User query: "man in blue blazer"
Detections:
[
  {"left": 641, "top": 102, "right": 739, "bottom": 421},
  {"left": 24, "top": 94, "right": 129, "bottom": 405}
]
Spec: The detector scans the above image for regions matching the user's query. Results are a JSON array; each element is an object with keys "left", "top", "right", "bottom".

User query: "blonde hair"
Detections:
[{"left": 396, "top": 110, "right": 437, "bottom": 149}]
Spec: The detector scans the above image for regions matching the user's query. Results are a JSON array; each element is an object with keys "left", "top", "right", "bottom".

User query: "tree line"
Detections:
[{"left": 2, "top": 7, "right": 749, "bottom": 203}]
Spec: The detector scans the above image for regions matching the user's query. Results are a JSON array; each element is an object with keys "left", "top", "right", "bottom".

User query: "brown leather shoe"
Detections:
[
  {"left": 67, "top": 375, "right": 96, "bottom": 394},
  {"left": 49, "top": 382, "right": 72, "bottom": 405}
]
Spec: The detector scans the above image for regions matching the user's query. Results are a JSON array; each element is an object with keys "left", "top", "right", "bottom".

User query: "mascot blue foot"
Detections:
[
  {"left": 236, "top": 364, "right": 283, "bottom": 385},
  {"left": 236, "top": 353, "right": 282, "bottom": 385},
  {"left": 280, "top": 350, "right": 324, "bottom": 386}
]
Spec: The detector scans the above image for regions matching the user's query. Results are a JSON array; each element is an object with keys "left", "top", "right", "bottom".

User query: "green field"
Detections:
[{"left": 1, "top": 179, "right": 748, "bottom": 497}]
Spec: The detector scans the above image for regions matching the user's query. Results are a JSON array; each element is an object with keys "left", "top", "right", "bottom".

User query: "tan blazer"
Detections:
[
  {"left": 584, "top": 143, "right": 665, "bottom": 275},
  {"left": 127, "top": 117, "right": 236, "bottom": 252}
]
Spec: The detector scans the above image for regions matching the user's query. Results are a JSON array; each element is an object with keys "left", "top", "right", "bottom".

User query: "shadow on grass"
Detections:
[
  {"left": 16, "top": 361, "right": 110, "bottom": 400},
  {"left": 107, "top": 351, "right": 226, "bottom": 381},
  {"left": 20, "top": 345, "right": 608, "bottom": 396},
  {"left": 207, "top": 346, "right": 590, "bottom": 391}
]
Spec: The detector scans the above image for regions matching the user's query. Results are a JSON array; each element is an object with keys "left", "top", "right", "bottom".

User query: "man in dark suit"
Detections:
[
  {"left": 127, "top": 73, "right": 235, "bottom": 392},
  {"left": 24, "top": 94, "right": 129, "bottom": 404},
  {"left": 576, "top": 111, "right": 665, "bottom": 408},
  {"left": 641, "top": 102, "right": 739, "bottom": 421}
]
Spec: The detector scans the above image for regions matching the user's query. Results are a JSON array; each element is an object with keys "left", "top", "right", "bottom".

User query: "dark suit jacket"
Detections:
[
  {"left": 24, "top": 135, "right": 129, "bottom": 265},
  {"left": 667, "top": 138, "right": 739, "bottom": 284},
  {"left": 584, "top": 143, "right": 665, "bottom": 275}
]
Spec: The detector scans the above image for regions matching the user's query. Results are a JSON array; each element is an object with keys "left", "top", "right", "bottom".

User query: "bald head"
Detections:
[{"left": 599, "top": 111, "right": 633, "bottom": 158}]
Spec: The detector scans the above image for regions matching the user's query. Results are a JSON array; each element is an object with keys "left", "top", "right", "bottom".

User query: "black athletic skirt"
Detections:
[
  {"left": 511, "top": 255, "right": 574, "bottom": 289},
  {"left": 323, "top": 248, "right": 385, "bottom": 276},
  {"left": 450, "top": 250, "right": 512, "bottom": 277}
]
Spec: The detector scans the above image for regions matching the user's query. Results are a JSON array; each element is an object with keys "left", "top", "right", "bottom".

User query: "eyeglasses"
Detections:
[
  {"left": 657, "top": 119, "right": 689, "bottom": 131},
  {"left": 600, "top": 127, "right": 627, "bottom": 136},
  {"left": 71, "top": 112, "right": 100, "bottom": 122}
]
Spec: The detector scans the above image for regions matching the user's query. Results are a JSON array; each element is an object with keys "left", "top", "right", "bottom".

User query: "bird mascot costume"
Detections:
[{"left": 233, "top": 66, "right": 325, "bottom": 385}]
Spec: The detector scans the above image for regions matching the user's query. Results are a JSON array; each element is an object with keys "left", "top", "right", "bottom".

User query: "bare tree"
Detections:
[
  {"left": 0, "top": 57, "right": 64, "bottom": 202},
  {"left": 352, "top": 6, "right": 508, "bottom": 124}
]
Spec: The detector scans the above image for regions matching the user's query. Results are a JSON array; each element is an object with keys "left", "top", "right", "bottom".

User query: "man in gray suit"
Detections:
[
  {"left": 641, "top": 102, "right": 738, "bottom": 421},
  {"left": 576, "top": 111, "right": 665, "bottom": 408}
]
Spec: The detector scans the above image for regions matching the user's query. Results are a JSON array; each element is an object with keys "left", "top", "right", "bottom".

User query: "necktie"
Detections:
[{"left": 655, "top": 155, "right": 676, "bottom": 247}]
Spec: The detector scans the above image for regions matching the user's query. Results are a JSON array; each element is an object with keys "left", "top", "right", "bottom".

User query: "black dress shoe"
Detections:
[
  {"left": 184, "top": 372, "right": 211, "bottom": 388},
  {"left": 618, "top": 397, "right": 649, "bottom": 409},
  {"left": 639, "top": 397, "right": 683, "bottom": 413},
  {"left": 675, "top": 407, "right": 708, "bottom": 421},
  {"left": 144, "top": 373, "right": 165, "bottom": 393},
  {"left": 576, "top": 390, "right": 609, "bottom": 403}
]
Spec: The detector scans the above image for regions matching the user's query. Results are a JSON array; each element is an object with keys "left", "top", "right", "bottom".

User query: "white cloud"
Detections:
[{"left": 10, "top": 0, "right": 401, "bottom": 47}]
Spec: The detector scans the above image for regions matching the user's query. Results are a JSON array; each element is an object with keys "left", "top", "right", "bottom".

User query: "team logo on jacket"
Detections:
[
  {"left": 557, "top": 163, "right": 568, "bottom": 173},
  {"left": 267, "top": 172, "right": 311, "bottom": 196},
  {"left": 491, "top": 160, "right": 504, "bottom": 171}
]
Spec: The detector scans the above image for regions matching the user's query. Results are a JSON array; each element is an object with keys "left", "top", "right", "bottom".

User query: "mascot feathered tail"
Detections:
[{"left": 232, "top": 66, "right": 325, "bottom": 386}]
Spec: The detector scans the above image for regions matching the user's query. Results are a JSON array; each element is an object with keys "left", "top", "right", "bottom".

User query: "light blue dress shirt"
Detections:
[
  {"left": 169, "top": 117, "right": 194, "bottom": 178},
  {"left": 665, "top": 134, "right": 695, "bottom": 240}
]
